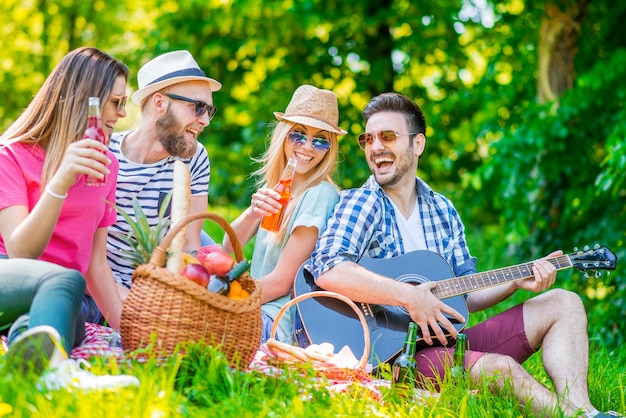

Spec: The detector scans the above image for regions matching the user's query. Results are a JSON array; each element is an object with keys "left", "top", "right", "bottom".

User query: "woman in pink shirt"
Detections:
[{"left": 0, "top": 47, "right": 128, "bottom": 377}]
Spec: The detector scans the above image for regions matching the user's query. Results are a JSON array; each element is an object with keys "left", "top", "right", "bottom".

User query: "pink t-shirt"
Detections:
[{"left": 0, "top": 142, "right": 119, "bottom": 274}]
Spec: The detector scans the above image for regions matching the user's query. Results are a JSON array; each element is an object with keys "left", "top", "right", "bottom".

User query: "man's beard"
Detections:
[
  {"left": 155, "top": 109, "right": 197, "bottom": 159},
  {"left": 370, "top": 148, "right": 416, "bottom": 188}
]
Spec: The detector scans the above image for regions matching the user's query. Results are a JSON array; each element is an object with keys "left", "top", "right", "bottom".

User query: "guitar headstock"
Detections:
[{"left": 570, "top": 245, "right": 617, "bottom": 277}]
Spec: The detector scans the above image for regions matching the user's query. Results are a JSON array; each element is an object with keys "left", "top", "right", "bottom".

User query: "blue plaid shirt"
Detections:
[{"left": 307, "top": 175, "right": 477, "bottom": 280}]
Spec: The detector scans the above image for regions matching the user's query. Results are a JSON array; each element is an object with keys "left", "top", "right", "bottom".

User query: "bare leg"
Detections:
[
  {"left": 523, "top": 289, "right": 596, "bottom": 414},
  {"left": 471, "top": 352, "right": 571, "bottom": 417},
  {"left": 468, "top": 289, "right": 597, "bottom": 416}
]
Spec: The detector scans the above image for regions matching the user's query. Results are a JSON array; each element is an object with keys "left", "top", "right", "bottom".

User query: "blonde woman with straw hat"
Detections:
[{"left": 224, "top": 85, "right": 347, "bottom": 344}]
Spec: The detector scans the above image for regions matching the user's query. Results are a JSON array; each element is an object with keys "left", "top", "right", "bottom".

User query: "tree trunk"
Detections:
[
  {"left": 363, "top": 0, "right": 394, "bottom": 95},
  {"left": 537, "top": 1, "right": 589, "bottom": 104}
]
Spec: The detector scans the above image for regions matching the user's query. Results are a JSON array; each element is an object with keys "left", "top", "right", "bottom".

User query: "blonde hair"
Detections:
[
  {"left": 0, "top": 47, "right": 128, "bottom": 187},
  {"left": 253, "top": 120, "right": 339, "bottom": 242}
]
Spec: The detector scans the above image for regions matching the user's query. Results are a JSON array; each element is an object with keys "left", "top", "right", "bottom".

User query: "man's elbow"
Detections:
[{"left": 315, "top": 269, "right": 338, "bottom": 292}]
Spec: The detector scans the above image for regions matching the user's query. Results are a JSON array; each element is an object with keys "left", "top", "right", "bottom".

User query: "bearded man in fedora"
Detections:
[{"left": 83, "top": 50, "right": 221, "bottom": 321}]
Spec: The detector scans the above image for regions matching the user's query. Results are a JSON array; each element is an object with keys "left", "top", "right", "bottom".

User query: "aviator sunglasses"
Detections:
[
  {"left": 164, "top": 93, "right": 217, "bottom": 120},
  {"left": 109, "top": 94, "right": 127, "bottom": 113},
  {"left": 287, "top": 131, "right": 331, "bottom": 153},
  {"left": 357, "top": 130, "right": 419, "bottom": 150}
]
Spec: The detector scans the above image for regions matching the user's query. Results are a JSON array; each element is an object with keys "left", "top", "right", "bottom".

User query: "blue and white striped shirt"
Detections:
[
  {"left": 307, "top": 175, "right": 477, "bottom": 280},
  {"left": 106, "top": 131, "right": 211, "bottom": 288}
]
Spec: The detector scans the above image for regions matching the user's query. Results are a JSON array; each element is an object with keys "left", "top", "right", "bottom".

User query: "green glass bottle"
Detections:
[
  {"left": 450, "top": 333, "right": 467, "bottom": 379},
  {"left": 206, "top": 259, "right": 250, "bottom": 295},
  {"left": 392, "top": 321, "right": 418, "bottom": 399}
]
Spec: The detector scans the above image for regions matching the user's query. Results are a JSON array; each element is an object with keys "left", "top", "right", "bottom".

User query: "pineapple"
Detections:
[{"left": 111, "top": 193, "right": 172, "bottom": 268}]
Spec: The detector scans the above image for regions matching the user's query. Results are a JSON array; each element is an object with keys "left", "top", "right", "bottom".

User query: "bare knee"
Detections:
[
  {"left": 471, "top": 353, "right": 521, "bottom": 381},
  {"left": 526, "top": 288, "right": 585, "bottom": 317},
  {"left": 538, "top": 289, "right": 586, "bottom": 321}
]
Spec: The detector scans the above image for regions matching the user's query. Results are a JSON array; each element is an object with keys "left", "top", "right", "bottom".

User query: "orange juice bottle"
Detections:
[{"left": 260, "top": 158, "right": 297, "bottom": 232}]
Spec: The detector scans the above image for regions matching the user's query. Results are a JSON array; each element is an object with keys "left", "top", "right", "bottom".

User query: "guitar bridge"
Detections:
[{"left": 360, "top": 302, "right": 378, "bottom": 331}]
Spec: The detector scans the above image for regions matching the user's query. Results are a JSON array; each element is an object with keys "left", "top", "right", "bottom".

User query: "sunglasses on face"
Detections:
[
  {"left": 357, "top": 130, "right": 418, "bottom": 150},
  {"left": 287, "top": 131, "right": 331, "bottom": 153},
  {"left": 109, "top": 94, "right": 127, "bottom": 113},
  {"left": 164, "top": 93, "right": 217, "bottom": 120}
]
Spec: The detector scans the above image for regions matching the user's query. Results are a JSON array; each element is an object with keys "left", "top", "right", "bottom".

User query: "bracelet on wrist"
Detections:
[{"left": 45, "top": 185, "right": 68, "bottom": 199}]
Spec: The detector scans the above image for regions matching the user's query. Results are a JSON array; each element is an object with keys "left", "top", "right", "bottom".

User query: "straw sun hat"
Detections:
[
  {"left": 274, "top": 85, "right": 347, "bottom": 135},
  {"left": 131, "top": 50, "right": 222, "bottom": 105}
]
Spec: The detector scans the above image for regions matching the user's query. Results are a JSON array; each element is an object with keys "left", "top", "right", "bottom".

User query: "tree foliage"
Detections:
[{"left": 1, "top": 0, "right": 624, "bottom": 347}]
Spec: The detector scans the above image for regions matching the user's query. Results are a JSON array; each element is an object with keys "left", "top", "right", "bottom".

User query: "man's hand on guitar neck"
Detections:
[
  {"left": 467, "top": 250, "right": 564, "bottom": 313},
  {"left": 515, "top": 250, "right": 562, "bottom": 293},
  {"left": 405, "top": 281, "right": 466, "bottom": 347}
]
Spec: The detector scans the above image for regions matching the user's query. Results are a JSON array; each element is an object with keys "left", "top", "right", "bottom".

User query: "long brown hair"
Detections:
[
  {"left": 0, "top": 46, "right": 128, "bottom": 186},
  {"left": 253, "top": 120, "right": 339, "bottom": 243}
]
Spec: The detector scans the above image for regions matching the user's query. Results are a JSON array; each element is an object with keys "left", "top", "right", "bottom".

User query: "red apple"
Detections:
[
  {"left": 197, "top": 244, "right": 224, "bottom": 264},
  {"left": 202, "top": 251, "right": 235, "bottom": 276},
  {"left": 182, "top": 263, "right": 211, "bottom": 287}
]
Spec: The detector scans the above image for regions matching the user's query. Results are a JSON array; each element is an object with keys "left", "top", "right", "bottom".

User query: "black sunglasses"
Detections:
[
  {"left": 287, "top": 131, "right": 331, "bottom": 153},
  {"left": 164, "top": 93, "right": 217, "bottom": 120},
  {"left": 357, "top": 130, "right": 418, "bottom": 150}
]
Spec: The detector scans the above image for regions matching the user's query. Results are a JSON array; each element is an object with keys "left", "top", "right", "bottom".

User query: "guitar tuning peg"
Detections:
[
  {"left": 595, "top": 271, "right": 602, "bottom": 278},
  {"left": 573, "top": 247, "right": 579, "bottom": 252},
  {"left": 594, "top": 244, "right": 600, "bottom": 249},
  {"left": 583, "top": 245, "right": 590, "bottom": 251},
  {"left": 583, "top": 272, "right": 590, "bottom": 279}
]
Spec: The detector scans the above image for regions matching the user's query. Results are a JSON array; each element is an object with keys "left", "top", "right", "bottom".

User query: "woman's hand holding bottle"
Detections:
[
  {"left": 47, "top": 139, "right": 111, "bottom": 195},
  {"left": 249, "top": 188, "right": 283, "bottom": 219}
]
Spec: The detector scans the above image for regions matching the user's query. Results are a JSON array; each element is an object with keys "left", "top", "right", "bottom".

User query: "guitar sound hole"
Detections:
[{"left": 385, "top": 274, "right": 428, "bottom": 316}]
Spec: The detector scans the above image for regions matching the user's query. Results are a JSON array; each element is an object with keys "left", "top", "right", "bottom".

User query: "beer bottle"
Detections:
[
  {"left": 206, "top": 259, "right": 250, "bottom": 295},
  {"left": 84, "top": 97, "right": 108, "bottom": 186},
  {"left": 260, "top": 158, "right": 297, "bottom": 232},
  {"left": 392, "top": 321, "right": 418, "bottom": 399},
  {"left": 450, "top": 333, "right": 467, "bottom": 379}
]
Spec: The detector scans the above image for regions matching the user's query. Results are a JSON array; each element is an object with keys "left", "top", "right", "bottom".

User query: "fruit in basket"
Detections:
[
  {"left": 226, "top": 280, "right": 251, "bottom": 300},
  {"left": 110, "top": 194, "right": 171, "bottom": 268},
  {"left": 202, "top": 250, "right": 235, "bottom": 276},
  {"left": 182, "top": 263, "right": 211, "bottom": 287},
  {"left": 207, "top": 260, "right": 250, "bottom": 295},
  {"left": 181, "top": 252, "right": 201, "bottom": 266},
  {"left": 196, "top": 244, "right": 224, "bottom": 264}
]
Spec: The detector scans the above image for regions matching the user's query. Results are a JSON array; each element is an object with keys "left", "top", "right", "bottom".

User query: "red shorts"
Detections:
[{"left": 415, "top": 303, "right": 535, "bottom": 387}]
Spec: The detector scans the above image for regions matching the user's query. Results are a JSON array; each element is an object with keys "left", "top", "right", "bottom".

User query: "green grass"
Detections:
[
  {"left": 3, "top": 211, "right": 623, "bottom": 417},
  {"left": 0, "top": 342, "right": 623, "bottom": 417}
]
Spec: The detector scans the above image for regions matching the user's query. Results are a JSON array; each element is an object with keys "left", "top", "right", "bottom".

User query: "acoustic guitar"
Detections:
[{"left": 293, "top": 246, "right": 616, "bottom": 369}]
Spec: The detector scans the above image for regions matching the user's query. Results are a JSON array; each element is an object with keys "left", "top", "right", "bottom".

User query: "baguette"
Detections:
[{"left": 166, "top": 160, "right": 191, "bottom": 273}]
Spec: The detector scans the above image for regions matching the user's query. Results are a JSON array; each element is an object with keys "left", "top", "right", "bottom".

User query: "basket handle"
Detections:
[
  {"left": 149, "top": 212, "right": 244, "bottom": 267},
  {"left": 270, "top": 291, "right": 370, "bottom": 371}
]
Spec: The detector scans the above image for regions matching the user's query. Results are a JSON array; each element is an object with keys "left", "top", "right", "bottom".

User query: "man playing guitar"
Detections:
[{"left": 303, "top": 93, "right": 618, "bottom": 418}]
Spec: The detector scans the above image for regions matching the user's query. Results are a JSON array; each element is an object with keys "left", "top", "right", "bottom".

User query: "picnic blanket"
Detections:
[
  {"left": 70, "top": 322, "right": 126, "bottom": 361},
  {"left": 70, "top": 323, "right": 438, "bottom": 403}
]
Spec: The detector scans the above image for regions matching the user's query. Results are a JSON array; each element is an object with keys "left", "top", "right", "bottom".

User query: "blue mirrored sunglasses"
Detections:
[{"left": 287, "top": 131, "right": 331, "bottom": 153}]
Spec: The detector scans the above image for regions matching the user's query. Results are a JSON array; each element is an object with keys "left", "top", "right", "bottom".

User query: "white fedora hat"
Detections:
[{"left": 131, "top": 50, "right": 222, "bottom": 105}]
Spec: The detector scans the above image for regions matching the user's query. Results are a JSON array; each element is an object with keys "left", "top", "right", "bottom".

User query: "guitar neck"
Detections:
[{"left": 432, "top": 254, "right": 574, "bottom": 299}]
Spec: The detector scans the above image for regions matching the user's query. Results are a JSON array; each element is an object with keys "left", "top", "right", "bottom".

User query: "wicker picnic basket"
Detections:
[
  {"left": 120, "top": 212, "right": 262, "bottom": 369},
  {"left": 266, "top": 291, "right": 371, "bottom": 381}
]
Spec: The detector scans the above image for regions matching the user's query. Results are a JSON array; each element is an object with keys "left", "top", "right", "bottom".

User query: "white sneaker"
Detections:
[
  {"left": 6, "top": 325, "right": 68, "bottom": 377},
  {"left": 38, "top": 359, "right": 140, "bottom": 392}
]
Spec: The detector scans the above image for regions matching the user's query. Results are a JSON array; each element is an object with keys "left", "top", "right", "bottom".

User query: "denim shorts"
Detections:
[
  {"left": 261, "top": 311, "right": 277, "bottom": 344},
  {"left": 81, "top": 295, "right": 105, "bottom": 325}
]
